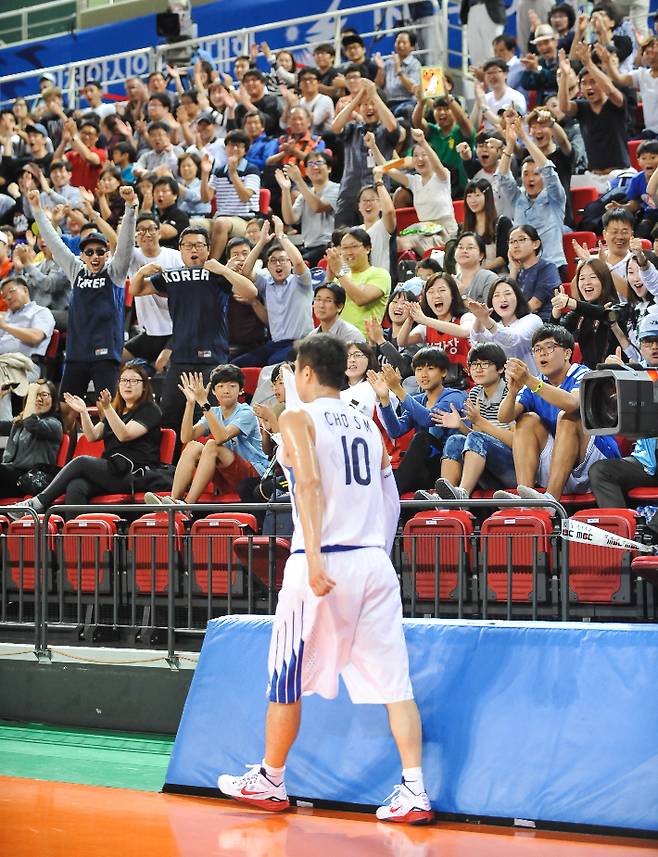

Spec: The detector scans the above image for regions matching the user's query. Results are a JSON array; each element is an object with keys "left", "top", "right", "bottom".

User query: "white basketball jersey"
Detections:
[{"left": 278, "top": 397, "right": 386, "bottom": 554}]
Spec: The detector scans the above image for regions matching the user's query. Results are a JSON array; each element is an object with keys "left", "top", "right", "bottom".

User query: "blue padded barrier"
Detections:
[{"left": 165, "top": 617, "right": 658, "bottom": 832}]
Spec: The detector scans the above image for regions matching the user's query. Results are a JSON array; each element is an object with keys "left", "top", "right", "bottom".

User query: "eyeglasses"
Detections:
[
  {"left": 531, "top": 343, "right": 562, "bottom": 356},
  {"left": 313, "top": 296, "right": 336, "bottom": 304},
  {"left": 468, "top": 361, "right": 493, "bottom": 371},
  {"left": 180, "top": 242, "right": 208, "bottom": 251},
  {"left": 119, "top": 377, "right": 143, "bottom": 386},
  {"left": 269, "top": 256, "right": 289, "bottom": 264},
  {"left": 35, "top": 392, "right": 52, "bottom": 400},
  {"left": 82, "top": 247, "right": 108, "bottom": 257},
  {"left": 347, "top": 351, "right": 368, "bottom": 360},
  {"left": 508, "top": 237, "right": 530, "bottom": 246},
  {"left": 306, "top": 160, "right": 325, "bottom": 167},
  {"left": 136, "top": 226, "right": 158, "bottom": 235}
]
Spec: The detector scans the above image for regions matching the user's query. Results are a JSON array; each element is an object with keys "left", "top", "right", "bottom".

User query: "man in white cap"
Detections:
[{"left": 519, "top": 24, "right": 559, "bottom": 105}]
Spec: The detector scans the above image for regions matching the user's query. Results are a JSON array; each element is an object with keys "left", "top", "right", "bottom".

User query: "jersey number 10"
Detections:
[{"left": 341, "top": 436, "right": 371, "bottom": 486}]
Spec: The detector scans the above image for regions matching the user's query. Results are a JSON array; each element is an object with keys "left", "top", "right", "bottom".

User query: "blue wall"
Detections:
[{"left": 166, "top": 616, "right": 658, "bottom": 832}]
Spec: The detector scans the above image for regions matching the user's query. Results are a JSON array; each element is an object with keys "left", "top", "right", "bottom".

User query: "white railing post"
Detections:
[{"left": 333, "top": 13, "right": 342, "bottom": 66}]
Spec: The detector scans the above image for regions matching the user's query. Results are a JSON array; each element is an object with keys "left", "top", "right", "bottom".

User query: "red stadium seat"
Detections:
[
  {"left": 259, "top": 188, "right": 271, "bottom": 215},
  {"left": 480, "top": 510, "right": 554, "bottom": 609},
  {"left": 395, "top": 207, "right": 420, "bottom": 234},
  {"left": 563, "top": 231, "right": 597, "bottom": 281},
  {"left": 570, "top": 187, "right": 599, "bottom": 224},
  {"left": 5, "top": 515, "right": 63, "bottom": 594},
  {"left": 240, "top": 366, "right": 261, "bottom": 399},
  {"left": 61, "top": 513, "right": 121, "bottom": 594},
  {"left": 452, "top": 200, "right": 464, "bottom": 224},
  {"left": 233, "top": 535, "right": 290, "bottom": 591},
  {"left": 567, "top": 509, "right": 638, "bottom": 609},
  {"left": 189, "top": 513, "right": 258, "bottom": 595},
  {"left": 128, "top": 512, "right": 187, "bottom": 596},
  {"left": 402, "top": 510, "right": 475, "bottom": 612},
  {"left": 628, "top": 139, "right": 641, "bottom": 170}
]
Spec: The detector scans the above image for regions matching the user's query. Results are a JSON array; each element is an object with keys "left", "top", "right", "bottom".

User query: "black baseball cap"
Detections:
[{"left": 79, "top": 231, "right": 109, "bottom": 251}]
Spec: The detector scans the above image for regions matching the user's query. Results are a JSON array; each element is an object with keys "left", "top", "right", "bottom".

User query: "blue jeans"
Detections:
[{"left": 443, "top": 431, "right": 516, "bottom": 488}]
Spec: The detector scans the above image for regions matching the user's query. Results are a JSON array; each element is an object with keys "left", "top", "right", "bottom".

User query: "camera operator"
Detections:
[{"left": 589, "top": 310, "right": 658, "bottom": 507}]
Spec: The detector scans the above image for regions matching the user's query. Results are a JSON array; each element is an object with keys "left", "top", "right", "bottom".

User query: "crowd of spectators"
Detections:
[{"left": 2, "top": 5, "right": 658, "bottom": 517}]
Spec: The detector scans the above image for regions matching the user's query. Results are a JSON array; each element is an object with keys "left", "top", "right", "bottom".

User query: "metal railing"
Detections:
[
  {"left": 0, "top": 0, "right": 77, "bottom": 48},
  {"left": 0, "top": 497, "right": 655, "bottom": 666},
  {"left": 0, "top": 0, "right": 466, "bottom": 109}
]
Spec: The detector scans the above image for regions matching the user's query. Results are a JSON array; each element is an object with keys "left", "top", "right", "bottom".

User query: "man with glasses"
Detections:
[
  {"left": 201, "top": 129, "right": 261, "bottom": 261},
  {"left": 130, "top": 226, "right": 258, "bottom": 438},
  {"left": 235, "top": 217, "right": 314, "bottom": 367},
  {"left": 307, "top": 283, "right": 364, "bottom": 342},
  {"left": 125, "top": 213, "right": 182, "bottom": 373},
  {"left": 276, "top": 150, "right": 339, "bottom": 266},
  {"left": 493, "top": 324, "right": 620, "bottom": 507},
  {"left": 28, "top": 185, "right": 137, "bottom": 430}
]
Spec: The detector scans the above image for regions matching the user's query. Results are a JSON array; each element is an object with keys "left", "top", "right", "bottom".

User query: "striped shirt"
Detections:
[
  {"left": 208, "top": 157, "right": 260, "bottom": 217},
  {"left": 468, "top": 378, "right": 512, "bottom": 430}
]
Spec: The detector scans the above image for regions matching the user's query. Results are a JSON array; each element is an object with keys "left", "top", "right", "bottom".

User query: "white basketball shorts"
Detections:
[{"left": 267, "top": 547, "right": 414, "bottom": 705}]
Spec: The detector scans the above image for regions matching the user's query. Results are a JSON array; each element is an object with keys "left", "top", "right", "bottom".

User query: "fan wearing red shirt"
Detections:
[{"left": 53, "top": 116, "right": 107, "bottom": 193}]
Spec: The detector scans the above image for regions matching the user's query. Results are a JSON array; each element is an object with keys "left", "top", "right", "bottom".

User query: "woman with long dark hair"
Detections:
[
  {"left": 508, "top": 223, "right": 561, "bottom": 321},
  {"left": 0, "top": 379, "right": 62, "bottom": 498},
  {"left": 398, "top": 272, "right": 475, "bottom": 376},
  {"left": 462, "top": 179, "right": 512, "bottom": 273},
  {"left": 468, "top": 277, "right": 544, "bottom": 371},
  {"left": 551, "top": 258, "right": 621, "bottom": 367},
  {"left": 453, "top": 231, "right": 498, "bottom": 302},
  {"left": 9, "top": 364, "right": 162, "bottom": 514}
]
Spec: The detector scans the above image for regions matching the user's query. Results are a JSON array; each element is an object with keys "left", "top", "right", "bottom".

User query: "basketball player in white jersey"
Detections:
[{"left": 218, "top": 335, "right": 433, "bottom": 824}]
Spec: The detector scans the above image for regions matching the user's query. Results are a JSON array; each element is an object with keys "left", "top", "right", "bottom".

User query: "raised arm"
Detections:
[
  {"left": 28, "top": 191, "right": 81, "bottom": 281},
  {"left": 408, "top": 127, "right": 449, "bottom": 181},
  {"left": 107, "top": 187, "right": 138, "bottom": 284},
  {"left": 557, "top": 50, "right": 578, "bottom": 118},
  {"left": 332, "top": 88, "right": 365, "bottom": 134},
  {"left": 203, "top": 258, "right": 259, "bottom": 301}
]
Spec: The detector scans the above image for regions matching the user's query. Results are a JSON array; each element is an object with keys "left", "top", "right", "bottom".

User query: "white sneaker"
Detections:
[
  {"left": 143, "top": 492, "right": 163, "bottom": 506},
  {"left": 434, "top": 478, "right": 469, "bottom": 502},
  {"left": 217, "top": 764, "right": 290, "bottom": 812},
  {"left": 492, "top": 489, "right": 518, "bottom": 502},
  {"left": 376, "top": 780, "right": 434, "bottom": 825},
  {"left": 6, "top": 498, "right": 38, "bottom": 521},
  {"left": 161, "top": 496, "right": 185, "bottom": 506},
  {"left": 517, "top": 485, "right": 557, "bottom": 513}
]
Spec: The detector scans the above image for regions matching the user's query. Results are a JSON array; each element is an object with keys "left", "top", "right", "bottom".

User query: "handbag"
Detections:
[{"left": 16, "top": 466, "right": 58, "bottom": 495}]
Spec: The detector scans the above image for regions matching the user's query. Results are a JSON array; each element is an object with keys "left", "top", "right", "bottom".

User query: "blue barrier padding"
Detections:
[{"left": 165, "top": 617, "right": 658, "bottom": 832}]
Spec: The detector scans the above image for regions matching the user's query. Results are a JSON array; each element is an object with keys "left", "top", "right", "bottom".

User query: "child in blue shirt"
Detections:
[
  {"left": 622, "top": 140, "right": 658, "bottom": 239},
  {"left": 147, "top": 364, "right": 268, "bottom": 504},
  {"left": 369, "top": 346, "right": 467, "bottom": 494}
]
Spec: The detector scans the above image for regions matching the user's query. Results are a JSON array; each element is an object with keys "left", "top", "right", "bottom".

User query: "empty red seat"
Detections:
[
  {"left": 395, "top": 207, "right": 420, "bottom": 234},
  {"left": 570, "top": 187, "right": 599, "bottom": 224},
  {"left": 5, "top": 515, "right": 63, "bottom": 594},
  {"left": 128, "top": 512, "right": 187, "bottom": 596},
  {"left": 567, "top": 509, "right": 638, "bottom": 604},
  {"left": 233, "top": 535, "right": 290, "bottom": 591},
  {"left": 189, "top": 513, "right": 258, "bottom": 595},
  {"left": 563, "top": 231, "right": 597, "bottom": 281},
  {"left": 628, "top": 139, "right": 641, "bottom": 170},
  {"left": 61, "top": 513, "right": 121, "bottom": 594},
  {"left": 402, "top": 510, "right": 475, "bottom": 608},
  {"left": 480, "top": 510, "right": 553, "bottom": 605}
]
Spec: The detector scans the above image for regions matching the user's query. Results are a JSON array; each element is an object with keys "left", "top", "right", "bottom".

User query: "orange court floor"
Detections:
[{"left": 1, "top": 777, "right": 657, "bottom": 857}]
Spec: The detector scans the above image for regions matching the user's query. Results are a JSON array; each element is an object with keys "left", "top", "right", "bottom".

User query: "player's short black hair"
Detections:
[
  {"left": 314, "top": 42, "right": 335, "bottom": 55},
  {"left": 411, "top": 347, "right": 450, "bottom": 371},
  {"left": 210, "top": 364, "right": 244, "bottom": 388},
  {"left": 602, "top": 207, "right": 635, "bottom": 229},
  {"left": 295, "top": 335, "right": 347, "bottom": 389},
  {"left": 531, "top": 324, "right": 575, "bottom": 351},
  {"left": 467, "top": 342, "right": 507, "bottom": 371}
]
